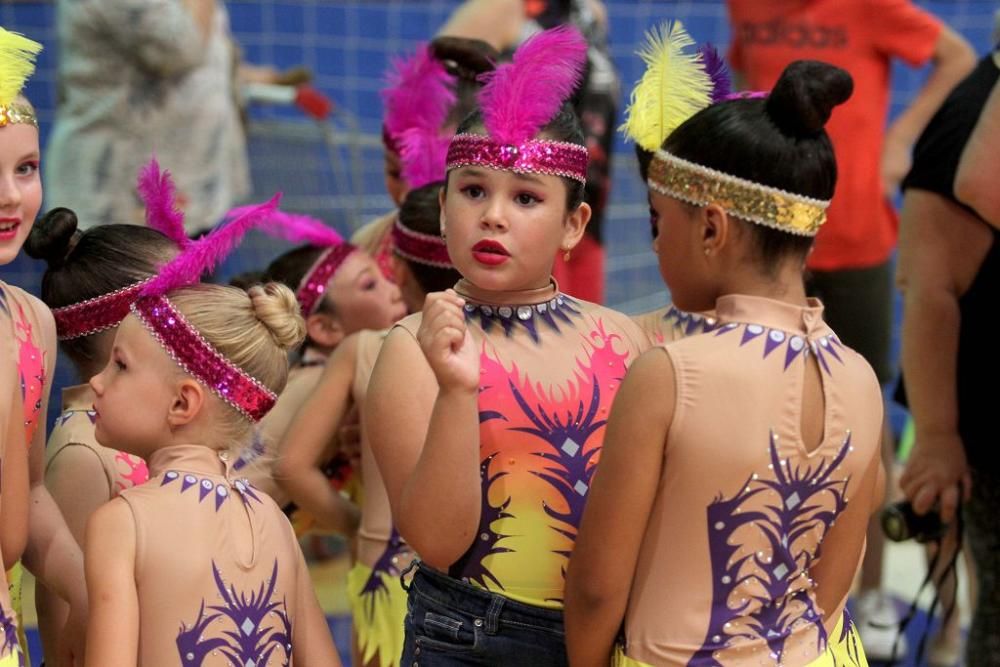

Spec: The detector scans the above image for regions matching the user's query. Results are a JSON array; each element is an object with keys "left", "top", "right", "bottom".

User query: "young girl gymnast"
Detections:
[
  {"left": 564, "top": 60, "right": 883, "bottom": 667},
  {"left": 278, "top": 130, "right": 460, "bottom": 667},
  {"left": 82, "top": 201, "right": 341, "bottom": 666},
  {"left": 0, "top": 27, "right": 89, "bottom": 665},
  {"left": 24, "top": 160, "right": 188, "bottom": 659},
  {"left": 235, "top": 212, "right": 404, "bottom": 520},
  {"left": 364, "top": 26, "right": 647, "bottom": 666}
]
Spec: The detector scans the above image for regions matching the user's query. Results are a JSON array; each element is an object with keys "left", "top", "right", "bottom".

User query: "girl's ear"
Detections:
[
  {"left": 560, "top": 201, "right": 592, "bottom": 253},
  {"left": 699, "top": 203, "right": 731, "bottom": 258},
  {"left": 167, "top": 378, "right": 205, "bottom": 428},
  {"left": 306, "top": 311, "right": 345, "bottom": 349}
]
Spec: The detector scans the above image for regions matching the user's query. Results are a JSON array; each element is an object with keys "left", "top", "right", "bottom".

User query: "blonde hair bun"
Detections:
[{"left": 247, "top": 283, "right": 306, "bottom": 352}]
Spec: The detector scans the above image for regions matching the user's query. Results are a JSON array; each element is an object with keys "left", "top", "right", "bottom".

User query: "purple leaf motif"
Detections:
[
  {"left": 176, "top": 560, "right": 292, "bottom": 666},
  {"left": 689, "top": 432, "right": 853, "bottom": 666},
  {"left": 1, "top": 607, "right": 24, "bottom": 667},
  {"left": 449, "top": 453, "right": 515, "bottom": 589},
  {"left": 359, "top": 527, "right": 409, "bottom": 621}
]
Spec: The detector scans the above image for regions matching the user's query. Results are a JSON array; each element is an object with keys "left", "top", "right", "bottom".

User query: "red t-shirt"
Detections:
[{"left": 727, "top": 0, "right": 941, "bottom": 271}]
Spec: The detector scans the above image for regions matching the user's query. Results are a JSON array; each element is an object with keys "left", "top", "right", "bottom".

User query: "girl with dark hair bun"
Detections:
[
  {"left": 566, "top": 60, "right": 884, "bottom": 666},
  {"left": 23, "top": 206, "right": 179, "bottom": 660}
]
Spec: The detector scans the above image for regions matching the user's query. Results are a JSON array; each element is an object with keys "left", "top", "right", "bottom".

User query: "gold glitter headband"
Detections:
[
  {"left": 648, "top": 149, "right": 829, "bottom": 236},
  {"left": 0, "top": 102, "right": 37, "bottom": 128}
]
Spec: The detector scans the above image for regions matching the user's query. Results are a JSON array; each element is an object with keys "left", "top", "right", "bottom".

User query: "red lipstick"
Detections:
[
  {"left": 0, "top": 218, "right": 20, "bottom": 241},
  {"left": 471, "top": 239, "right": 510, "bottom": 266}
]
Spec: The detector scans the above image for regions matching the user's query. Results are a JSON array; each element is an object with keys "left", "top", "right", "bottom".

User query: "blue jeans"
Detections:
[{"left": 400, "top": 562, "right": 568, "bottom": 666}]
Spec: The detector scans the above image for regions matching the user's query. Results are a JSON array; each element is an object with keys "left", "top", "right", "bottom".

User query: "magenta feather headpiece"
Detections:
[
  {"left": 51, "top": 158, "right": 193, "bottom": 340},
  {"left": 131, "top": 193, "right": 283, "bottom": 422},
  {"left": 138, "top": 157, "right": 191, "bottom": 248},
  {"left": 227, "top": 206, "right": 358, "bottom": 316},
  {"left": 382, "top": 43, "right": 457, "bottom": 154},
  {"left": 446, "top": 26, "right": 590, "bottom": 183},
  {"left": 398, "top": 126, "right": 451, "bottom": 190}
]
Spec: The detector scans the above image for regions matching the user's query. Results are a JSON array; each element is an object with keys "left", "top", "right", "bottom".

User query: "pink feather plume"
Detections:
[
  {"left": 399, "top": 126, "right": 450, "bottom": 190},
  {"left": 142, "top": 194, "right": 282, "bottom": 297},
  {"left": 137, "top": 157, "right": 191, "bottom": 248},
  {"left": 478, "top": 25, "right": 587, "bottom": 145},
  {"left": 382, "top": 43, "right": 457, "bottom": 143},
  {"left": 226, "top": 206, "right": 344, "bottom": 247}
]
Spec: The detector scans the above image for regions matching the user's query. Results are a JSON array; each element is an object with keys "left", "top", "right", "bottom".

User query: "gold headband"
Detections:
[
  {"left": 0, "top": 102, "right": 37, "bottom": 128},
  {"left": 648, "top": 149, "right": 829, "bottom": 236}
]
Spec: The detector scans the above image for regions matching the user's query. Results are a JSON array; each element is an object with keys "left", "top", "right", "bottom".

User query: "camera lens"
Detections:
[{"left": 881, "top": 504, "right": 910, "bottom": 542}]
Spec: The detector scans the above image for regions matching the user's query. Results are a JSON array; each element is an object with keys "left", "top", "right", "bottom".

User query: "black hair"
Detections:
[
  {"left": 228, "top": 270, "right": 265, "bottom": 291},
  {"left": 262, "top": 244, "right": 334, "bottom": 352},
  {"left": 23, "top": 208, "right": 177, "bottom": 373},
  {"left": 635, "top": 144, "right": 654, "bottom": 184},
  {"left": 663, "top": 60, "right": 853, "bottom": 268},
  {"left": 397, "top": 182, "right": 462, "bottom": 293},
  {"left": 430, "top": 36, "right": 500, "bottom": 129},
  {"left": 450, "top": 101, "right": 587, "bottom": 211}
]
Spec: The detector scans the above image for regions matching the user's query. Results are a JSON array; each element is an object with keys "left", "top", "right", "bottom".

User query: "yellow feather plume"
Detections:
[
  {"left": 0, "top": 27, "right": 43, "bottom": 108},
  {"left": 621, "top": 21, "right": 712, "bottom": 151}
]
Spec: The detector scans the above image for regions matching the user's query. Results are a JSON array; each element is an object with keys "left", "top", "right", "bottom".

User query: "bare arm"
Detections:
[
  {"left": 955, "top": 76, "right": 1000, "bottom": 226},
  {"left": 291, "top": 523, "right": 342, "bottom": 665},
  {"left": 84, "top": 499, "right": 139, "bottom": 667},
  {"left": 436, "top": 0, "right": 525, "bottom": 52},
  {"left": 882, "top": 26, "right": 977, "bottom": 196},
  {"left": 364, "top": 292, "right": 481, "bottom": 568},
  {"left": 276, "top": 335, "right": 360, "bottom": 536},
  {"left": 36, "top": 446, "right": 111, "bottom": 661},
  {"left": 565, "top": 350, "right": 674, "bottom": 667},
  {"left": 897, "top": 190, "right": 992, "bottom": 521}
]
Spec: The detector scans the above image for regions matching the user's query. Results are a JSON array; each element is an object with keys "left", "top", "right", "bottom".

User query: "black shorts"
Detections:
[{"left": 806, "top": 260, "right": 894, "bottom": 385}]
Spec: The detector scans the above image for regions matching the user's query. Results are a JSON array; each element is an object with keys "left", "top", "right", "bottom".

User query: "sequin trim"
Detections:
[
  {"left": 462, "top": 293, "right": 582, "bottom": 342},
  {"left": 390, "top": 217, "right": 453, "bottom": 269},
  {"left": 51, "top": 278, "right": 153, "bottom": 340},
  {"left": 0, "top": 103, "right": 37, "bottom": 128},
  {"left": 131, "top": 296, "right": 277, "bottom": 422},
  {"left": 648, "top": 150, "right": 829, "bottom": 237},
  {"left": 446, "top": 133, "right": 588, "bottom": 184},
  {"left": 296, "top": 244, "right": 358, "bottom": 316}
]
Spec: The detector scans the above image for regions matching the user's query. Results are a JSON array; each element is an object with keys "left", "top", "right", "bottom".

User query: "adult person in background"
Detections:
[
  {"left": 725, "top": 1, "right": 976, "bottom": 659},
  {"left": 898, "top": 44, "right": 1000, "bottom": 666},
  {"left": 438, "top": 0, "right": 618, "bottom": 304},
  {"left": 45, "top": 0, "right": 253, "bottom": 234},
  {"left": 955, "top": 55, "right": 1000, "bottom": 225}
]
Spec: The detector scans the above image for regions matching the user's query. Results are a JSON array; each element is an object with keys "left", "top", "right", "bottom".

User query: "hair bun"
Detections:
[
  {"left": 24, "top": 208, "right": 80, "bottom": 267},
  {"left": 247, "top": 283, "right": 306, "bottom": 352},
  {"left": 430, "top": 36, "right": 499, "bottom": 81},
  {"left": 766, "top": 60, "right": 853, "bottom": 137}
]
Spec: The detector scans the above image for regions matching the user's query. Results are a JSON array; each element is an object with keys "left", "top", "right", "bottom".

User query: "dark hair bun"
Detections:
[
  {"left": 24, "top": 207, "right": 80, "bottom": 268},
  {"left": 766, "top": 60, "right": 853, "bottom": 137},
  {"left": 430, "top": 36, "right": 499, "bottom": 81}
]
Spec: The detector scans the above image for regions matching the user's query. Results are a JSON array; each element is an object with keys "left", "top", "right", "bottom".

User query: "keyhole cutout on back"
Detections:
[{"left": 799, "top": 351, "right": 827, "bottom": 453}]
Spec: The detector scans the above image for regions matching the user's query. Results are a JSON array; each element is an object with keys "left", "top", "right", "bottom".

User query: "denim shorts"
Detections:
[{"left": 400, "top": 561, "right": 568, "bottom": 666}]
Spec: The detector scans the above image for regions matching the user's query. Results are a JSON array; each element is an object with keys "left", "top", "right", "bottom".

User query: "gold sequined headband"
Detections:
[
  {"left": 0, "top": 101, "right": 37, "bottom": 128},
  {"left": 648, "top": 149, "right": 829, "bottom": 236}
]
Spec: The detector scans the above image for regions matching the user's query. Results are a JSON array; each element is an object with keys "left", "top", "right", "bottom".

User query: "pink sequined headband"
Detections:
[
  {"left": 131, "top": 296, "right": 277, "bottom": 422},
  {"left": 391, "top": 218, "right": 452, "bottom": 268},
  {"left": 446, "top": 133, "right": 588, "bottom": 184},
  {"left": 296, "top": 244, "right": 359, "bottom": 316},
  {"left": 52, "top": 278, "right": 154, "bottom": 340}
]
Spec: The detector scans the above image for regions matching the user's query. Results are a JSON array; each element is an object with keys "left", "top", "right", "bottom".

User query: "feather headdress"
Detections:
[
  {"left": 478, "top": 25, "right": 587, "bottom": 146},
  {"left": 382, "top": 43, "right": 457, "bottom": 150},
  {"left": 698, "top": 44, "right": 732, "bottom": 103},
  {"left": 445, "top": 26, "right": 590, "bottom": 183},
  {"left": 0, "top": 27, "right": 42, "bottom": 127},
  {"left": 137, "top": 158, "right": 191, "bottom": 248},
  {"left": 621, "top": 21, "right": 713, "bottom": 152}
]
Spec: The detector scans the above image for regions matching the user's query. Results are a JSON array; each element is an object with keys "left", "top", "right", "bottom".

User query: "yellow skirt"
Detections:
[
  {"left": 346, "top": 562, "right": 409, "bottom": 667},
  {"left": 614, "top": 612, "right": 868, "bottom": 667},
  {"left": 4, "top": 563, "right": 27, "bottom": 665},
  {"left": 0, "top": 650, "right": 23, "bottom": 667}
]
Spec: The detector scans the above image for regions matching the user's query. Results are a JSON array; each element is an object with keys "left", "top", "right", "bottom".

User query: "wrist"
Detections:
[{"left": 437, "top": 383, "right": 479, "bottom": 399}]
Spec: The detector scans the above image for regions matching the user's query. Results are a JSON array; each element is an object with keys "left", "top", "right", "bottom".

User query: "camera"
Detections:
[{"left": 880, "top": 501, "right": 948, "bottom": 543}]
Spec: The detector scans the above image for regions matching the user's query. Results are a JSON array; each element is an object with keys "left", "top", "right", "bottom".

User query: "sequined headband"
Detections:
[
  {"left": 131, "top": 296, "right": 277, "bottom": 422},
  {"left": 296, "top": 244, "right": 359, "bottom": 316},
  {"left": 446, "top": 134, "right": 588, "bottom": 184},
  {"left": 648, "top": 149, "right": 829, "bottom": 236},
  {"left": 0, "top": 102, "right": 36, "bottom": 128},
  {"left": 52, "top": 278, "right": 154, "bottom": 340},
  {"left": 391, "top": 218, "right": 452, "bottom": 269}
]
